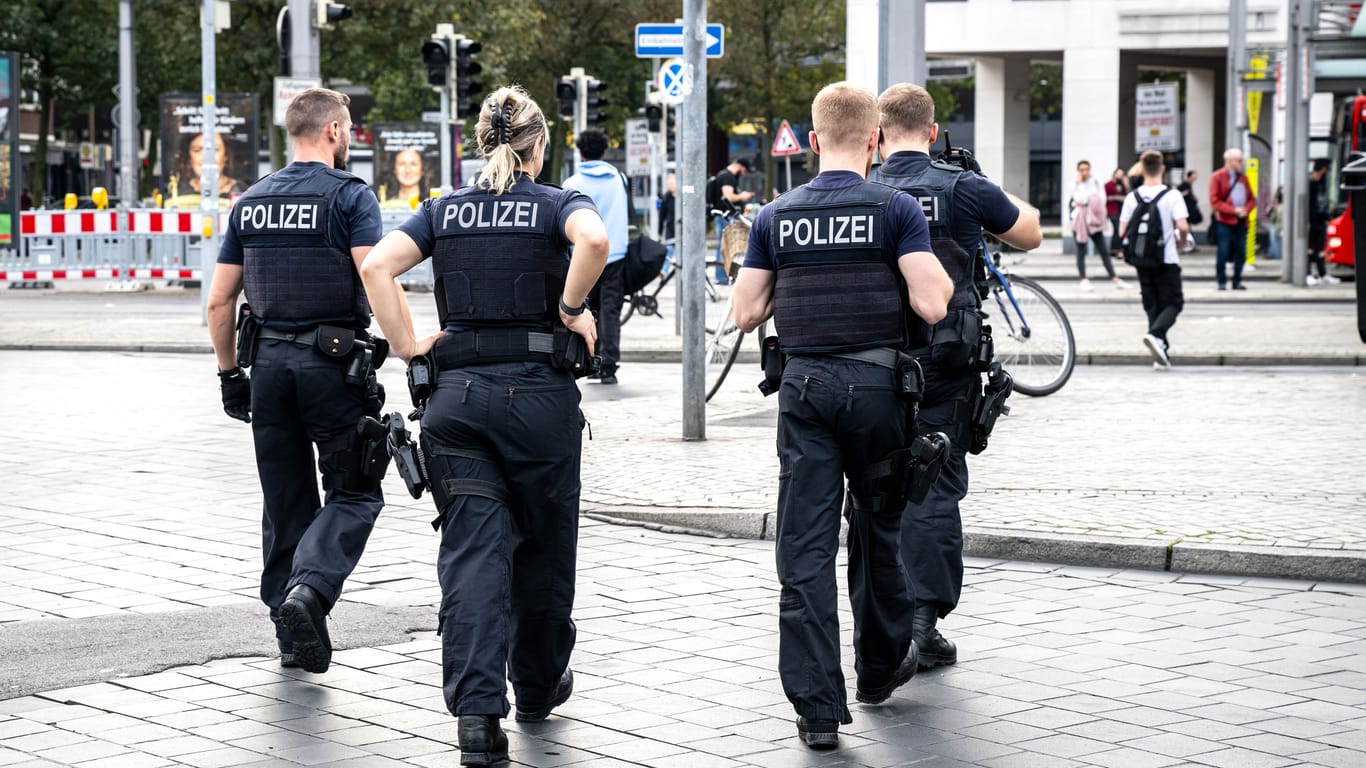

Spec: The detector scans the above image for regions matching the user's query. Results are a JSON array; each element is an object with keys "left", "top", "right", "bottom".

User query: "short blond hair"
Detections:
[
  {"left": 286, "top": 88, "right": 351, "bottom": 139},
  {"left": 811, "top": 82, "right": 878, "bottom": 152},
  {"left": 878, "top": 83, "right": 935, "bottom": 140}
]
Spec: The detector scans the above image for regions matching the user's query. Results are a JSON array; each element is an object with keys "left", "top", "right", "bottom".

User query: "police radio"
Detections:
[{"left": 935, "top": 131, "right": 982, "bottom": 176}]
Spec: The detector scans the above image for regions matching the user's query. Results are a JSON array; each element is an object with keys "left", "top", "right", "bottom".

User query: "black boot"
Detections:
[
  {"left": 854, "top": 645, "right": 918, "bottom": 704},
  {"left": 795, "top": 716, "right": 839, "bottom": 749},
  {"left": 515, "top": 668, "right": 574, "bottom": 722},
  {"left": 278, "top": 584, "right": 331, "bottom": 674},
  {"left": 457, "top": 715, "right": 508, "bottom": 766},
  {"left": 912, "top": 604, "right": 958, "bottom": 670}
]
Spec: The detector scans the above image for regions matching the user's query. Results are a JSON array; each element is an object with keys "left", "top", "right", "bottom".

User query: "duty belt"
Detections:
[
  {"left": 258, "top": 327, "right": 320, "bottom": 346},
  {"left": 824, "top": 347, "right": 900, "bottom": 369},
  {"left": 432, "top": 328, "right": 560, "bottom": 369}
]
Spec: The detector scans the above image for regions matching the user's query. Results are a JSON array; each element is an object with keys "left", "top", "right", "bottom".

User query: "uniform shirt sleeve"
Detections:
[
  {"left": 1118, "top": 193, "right": 1138, "bottom": 224},
  {"left": 217, "top": 211, "right": 244, "bottom": 265},
  {"left": 962, "top": 174, "right": 1021, "bottom": 237},
  {"left": 557, "top": 187, "right": 600, "bottom": 250},
  {"left": 742, "top": 204, "right": 775, "bottom": 271},
  {"left": 339, "top": 184, "right": 383, "bottom": 249},
  {"left": 889, "top": 190, "right": 932, "bottom": 257},
  {"left": 397, "top": 198, "right": 440, "bottom": 259}
]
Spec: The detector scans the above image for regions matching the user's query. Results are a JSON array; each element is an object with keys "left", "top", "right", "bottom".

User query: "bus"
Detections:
[{"left": 1325, "top": 93, "right": 1366, "bottom": 271}]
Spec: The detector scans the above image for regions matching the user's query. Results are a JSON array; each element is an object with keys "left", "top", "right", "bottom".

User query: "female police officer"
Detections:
[{"left": 360, "top": 85, "right": 608, "bottom": 766}]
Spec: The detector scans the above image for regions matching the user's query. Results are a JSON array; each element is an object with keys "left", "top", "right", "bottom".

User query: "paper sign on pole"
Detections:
[
  {"left": 1135, "top": 82, "right": 1180, "bottom": 152},
  {"left": 625, "top": 118, "right": 652, "bottom": 177},
  {"left": 771, "top": 120, "right": 802, "bottom": 157},
  {"left": 273, "top": 77, "right": 321, "bottom": 127}
]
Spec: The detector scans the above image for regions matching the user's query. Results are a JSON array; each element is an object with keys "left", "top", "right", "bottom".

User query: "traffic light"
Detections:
[
  {"left": 644, "top": 104, "right": 662, "bottom": 133},
  {"left": 666, "top": 106, "right": 677, "bottom": 156},
  {"left": 556, "top": 77, "right": 577, "bottom": 120},
  {"left": 421, "top": 37, "right": 451, "bottom": 88},
  {"left": 454, "top": 37, "right": 483, "bottom": 119},
  {"left": 585, "top": 78, "right": 607, "bottom": 126},
  {"left": 313, "top": 1, "right": 351, "bottom": 29}
]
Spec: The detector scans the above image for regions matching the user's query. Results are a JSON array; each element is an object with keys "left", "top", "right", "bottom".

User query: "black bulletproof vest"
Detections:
[
  {"left": 429, "top": 179, "right": 573, "bottom": 329},
  {"left": 239, "top": 167, "right": 369, "bottom": 328},
  {"left": 871, "top": 159, "right": 977, "bottom": 309},
  {"left": 769, "top": 181, "right": 906, "bottom": 354}
]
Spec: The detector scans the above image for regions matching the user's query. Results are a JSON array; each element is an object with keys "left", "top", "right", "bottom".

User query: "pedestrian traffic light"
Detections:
[
  {"left": 644, "top": 104, "right": 662, "bottom": 132},
  {"left": 454, "top": 37, "right": 483, "bottom": 119},
  {"left": 421, "top": 37, "right": 451, "bottom": 88},
  {"left": 313, "top": 1, "right": 351, "bottom": 29},
  {"left": 585, "top": 78, "right": 607, "bottom": 126},
  {"left": 556, "top": 77, "right": 577, "bottom": 120}
]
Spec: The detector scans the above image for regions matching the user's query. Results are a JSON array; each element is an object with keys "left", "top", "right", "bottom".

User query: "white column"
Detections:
[
  {"left": 1061, "top": 46, "right": 1121, "bottom": 230},
  {"left": 974, "top": 57, "right": 1030, "bottom": 200},
  {"left": 1186, "top": 69, "right": 1217, "bottom": 178}
]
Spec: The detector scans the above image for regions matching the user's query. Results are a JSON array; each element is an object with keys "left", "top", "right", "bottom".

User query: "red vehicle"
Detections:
[{"left": 1325, "top": 94, "right": 1366, "bottom": 270}]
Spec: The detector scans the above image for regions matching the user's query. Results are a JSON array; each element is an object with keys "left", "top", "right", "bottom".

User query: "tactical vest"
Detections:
[
  {"left": 871, "top": 159, "right": 977, "bottom": 309},
  {"left": 239, "top": 166, "right": 369, "bottom": 329},
  {"left": 769, "top": 181, "right": 907, "bottom": 355},
  {"left": 430, "top": 179, "right": 573, "bottom": 329}
]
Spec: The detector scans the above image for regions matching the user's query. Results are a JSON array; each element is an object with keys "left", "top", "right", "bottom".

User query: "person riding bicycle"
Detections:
[
  {"left": 733, "top": 81, "right": 953, "bottom": 749},
  {"left": 869, "top": 83, "right": 1042, "bottom": 672}
]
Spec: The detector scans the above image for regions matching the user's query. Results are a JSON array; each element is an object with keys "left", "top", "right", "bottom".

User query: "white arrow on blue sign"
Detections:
[{"left": 635, "top": 23, "right": 724, "bottom": 58}]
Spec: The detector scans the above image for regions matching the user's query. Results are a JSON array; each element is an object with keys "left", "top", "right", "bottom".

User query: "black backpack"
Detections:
[
  {"left": 705, "top": 174, "right": 722, "bottom": 212},
  {"left": 1123, "top": 188, "right": 1169, "bottom": 268}
]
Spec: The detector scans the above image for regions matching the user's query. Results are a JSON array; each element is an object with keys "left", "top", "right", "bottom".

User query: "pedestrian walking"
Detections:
[
  {"left": 1070, "top": 160, "right": 1124, "bottom": 290},
  {"left": 205, "top": 88, "right": 387, "bottom": 675},
  {"left": 564, "top": 128, "right": 629, "bottom": 384},
  {"left": 707, "top": 157, "right": 755, "bottom": 284},
  {"left": 869, "top": 82, "right": 1042, "bottom": 674},
  {"left": 1266, "top": 186, "right": 1283, "bottom": 261},
  {"left": 1209, "top": 148, "right": 1253, "bottom": 290},
  {"left": 1105, "top": 167, "right": 1128, "bottom": 252},
  {"left": 1307, "top": 158, "right": 1340, "bottom": 285},
  {"left": 732, "top": 81, "right": 953, "bottom": 750},
  {"left": 1177, "top": 170, "right": 1203, "bottom": 253},
  {"left": 359, "top": 85, "right": 608, "bottom": 767},
  {"left": 658, "top": 172, "right": 676, "bottom": 277},
  {"left": 1119, "top": 150, "right": 1189, "bottom": 371}
]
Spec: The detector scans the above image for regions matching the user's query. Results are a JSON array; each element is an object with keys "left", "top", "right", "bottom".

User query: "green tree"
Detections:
[{"left": 0, "top": 0, "right": 118, "bottom": 202}]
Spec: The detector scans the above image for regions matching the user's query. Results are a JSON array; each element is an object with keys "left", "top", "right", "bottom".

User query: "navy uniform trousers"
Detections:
[
  {"left": 421, "top": 361, "right": 582, "bottom": 718},
  {"left": 249, "top": 338, "right": 384, "bottom": 641},
  {"left": 775, "top": 356, "right": 917, "bottom": 724},
  {"left": 901, "top": 358, "right": 978, "bottom": 618}
]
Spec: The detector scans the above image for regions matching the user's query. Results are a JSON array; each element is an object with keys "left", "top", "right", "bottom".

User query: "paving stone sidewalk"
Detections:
[{"left": 3, "top": 520, "right": 1366, "bottom": 768}]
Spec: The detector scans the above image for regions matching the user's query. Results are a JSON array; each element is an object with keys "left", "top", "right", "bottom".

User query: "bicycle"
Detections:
[
  {"left": 978, "top": 242, "right": 1075, "bottom": 396},
  {"left": 620, "top": 234, "right": 729, "bottom": 325},
  {"left": 702, "top": 206, "right": 760, "bottom": 401}
]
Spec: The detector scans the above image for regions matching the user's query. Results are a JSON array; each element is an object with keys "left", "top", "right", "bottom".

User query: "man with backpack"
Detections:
[{"left": 1119, "top": 150, "right": 1190, "bottom": 370}]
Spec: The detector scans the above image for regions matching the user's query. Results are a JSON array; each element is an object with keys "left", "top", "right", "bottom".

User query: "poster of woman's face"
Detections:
[
  {"left": 160, "top": 93, "right": 258, "bottom": 208},
  {"left": 373, "top": 123, "right": 441, "bottom": 209}
]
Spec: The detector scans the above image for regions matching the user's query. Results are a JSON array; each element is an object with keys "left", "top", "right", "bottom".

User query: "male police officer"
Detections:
[
  {"left": 207, "top": 88, "right": 387, "bottom": 675},
  {"left": 734, "top": 82, "right": 953, "bottom": 749},
  {"left": 870, "top": 83, "right": 1042, "bottom": 670}
]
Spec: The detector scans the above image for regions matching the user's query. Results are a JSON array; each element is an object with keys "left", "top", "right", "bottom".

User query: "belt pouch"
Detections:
[{"left": 315, "top": 325, "right": 356, "bottom": 358}]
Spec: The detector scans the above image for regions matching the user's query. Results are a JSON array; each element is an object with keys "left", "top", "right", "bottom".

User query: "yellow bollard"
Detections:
[
  {"left": 202, "top": 214, "right": 214, "bottom": 238},
  {"left": 64, "top": 193, "right": 78, "bottom": 211},
  {"left": 1245, "top": 158, "right": 1259, "bottom": 266},
  {"left": 91, "top": 187, "right": 109, "bottom": 210},
  {"left": 154, "top": 191, "right": 163, "bottom": 208}
]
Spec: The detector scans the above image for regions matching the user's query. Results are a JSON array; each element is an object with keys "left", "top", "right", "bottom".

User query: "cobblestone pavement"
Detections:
[
  {"left": 3, "top": 521, "right": 1366, "bottom": 767},
  {"left": 2, "top": 350, "right": 1366, "bottom": 766}
]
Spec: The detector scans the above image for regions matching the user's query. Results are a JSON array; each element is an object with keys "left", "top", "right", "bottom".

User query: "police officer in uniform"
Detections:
[
  {"left": 360, "top": 85, "right": 607, "bottom": 767},
  {"left": 207, "top": 88, "right": 388, "bottom": 675},
  {"left": 733, "top": 82, "right": 953, "bottom": 749},
  {"left": 870, "top": 83, "right": 1042, "bottom": 669}
]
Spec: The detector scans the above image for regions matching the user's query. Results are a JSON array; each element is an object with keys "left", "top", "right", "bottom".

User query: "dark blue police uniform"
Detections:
[
  {"left": 870, "top": 152, "right": 1020, "bottom": 659},
  {"left": 397, "top": 174, "right": 595, "bottom": 723},
  {"left": 218, "top": 161, "right": 385, "bottom": 668},
  {"left": 746, "top": 170, "right": 931, "bottom": 731}
]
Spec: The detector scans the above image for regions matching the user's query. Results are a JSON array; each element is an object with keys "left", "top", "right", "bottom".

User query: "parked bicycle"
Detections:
[
  {"left": 620, "top": 221, "right": 735, "bottom": 324},
  {"left": 702, "top": 206, "right": 762, "bottom": 401}
]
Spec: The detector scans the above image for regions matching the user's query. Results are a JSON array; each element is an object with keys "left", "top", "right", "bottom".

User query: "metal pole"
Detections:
[
  {"left": 1285, "top": 0, "right": 1313, "bottom": 286},
  {"left": 117, "top": 0, "right": 138, "bottom": 206},
  {"left": 673, "top": 104, "right": 682, "bottom": 338},
  {"left": 681, "top": 0, "right": 707, "bottom": 440},
  {"left": 883, "top": 0, "right": 927, "bottom": 88},
  {"left": 286, "top": 0, "right": 317, "bottom": 164},
  {"left": 1226, "top": 0, "right": 1247, "bottom": 150},
  {"left": 199, "top": 0, "right": 219, "bottom": 323},
  {"left": 877, "top": 0, "right": 889, "bottom": 93}
]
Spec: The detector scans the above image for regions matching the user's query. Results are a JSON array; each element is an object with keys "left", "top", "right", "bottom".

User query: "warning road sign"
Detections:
[{"left": 771, "top": 120, "right": 802, "bottom": 157}]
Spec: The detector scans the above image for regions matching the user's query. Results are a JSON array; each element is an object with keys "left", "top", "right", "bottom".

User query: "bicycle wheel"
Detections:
[
  {"left": 990, "top": 275, "right": 1075, "bottom": 396},
  {"left": 704, "top": 300, "right": 744, "bottom": 401},
  {"left": 620, "top": 293, "right": 637, "bottom": 325}
]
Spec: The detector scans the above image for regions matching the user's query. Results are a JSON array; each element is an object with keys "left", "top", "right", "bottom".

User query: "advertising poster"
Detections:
[
  {"left": 1135, "top": 82, "right": 1180, "bottom": 152},
  {"left": 372, "top": 123, "right": 442, "bottom": 210},
  {"left": 0, "top": 52, "right": 18, "bottom": 247},
  {"left": 160, "top": 93, "right": 259, "bottom": 209}
]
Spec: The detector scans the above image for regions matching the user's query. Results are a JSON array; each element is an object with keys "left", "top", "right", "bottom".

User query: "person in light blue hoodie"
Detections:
[{"left": 564, "top": 129, "right": 629, "bottom": 384}]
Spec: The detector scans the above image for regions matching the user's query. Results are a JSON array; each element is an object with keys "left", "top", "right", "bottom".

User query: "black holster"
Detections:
[
  {"left": 384, "top": 411, "right": 428, "bottom": 499},
  {"left": 857, "top": 430, "right": 951, "bottom": 511},
  {"left": 971, "top": 362, "right": 1013, "bottom": 455},
  {"left": 322, "top": 415, "right": 391, "bottom": 493},
  {"left": 758, "top": 336, "right": 784, "bottom": 396},
  {"left": 235, "top": 303, "right": 260, "bottom": 369},
  {"left": 551, "top": 328, "right": 602, "bottom": 379},
  {"left": 407, "top": 355, "right": 434, "bottom": 419}
]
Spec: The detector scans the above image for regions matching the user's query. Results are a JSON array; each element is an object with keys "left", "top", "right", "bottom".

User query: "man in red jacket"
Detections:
[{"left": 1208, "top": 148, "right": 1254, "bottom": 290}]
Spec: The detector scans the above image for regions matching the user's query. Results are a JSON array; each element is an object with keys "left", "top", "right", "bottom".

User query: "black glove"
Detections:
[{"left": 219, "top": 367, "right": 252, "bottom": 423}]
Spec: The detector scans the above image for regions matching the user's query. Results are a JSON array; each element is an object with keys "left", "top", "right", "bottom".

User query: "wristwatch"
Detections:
[{"left": 559, "top": 296, "right": 588, "bottom": 316}]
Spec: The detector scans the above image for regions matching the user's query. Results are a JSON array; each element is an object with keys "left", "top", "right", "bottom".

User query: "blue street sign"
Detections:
[{"left": 635, "top": 23, "right": 724, "bottom": 58}]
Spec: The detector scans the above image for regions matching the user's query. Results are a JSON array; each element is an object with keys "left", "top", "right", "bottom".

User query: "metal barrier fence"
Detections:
[{"left": 0, "top": 208, "right": 434, "bottom": 289}]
